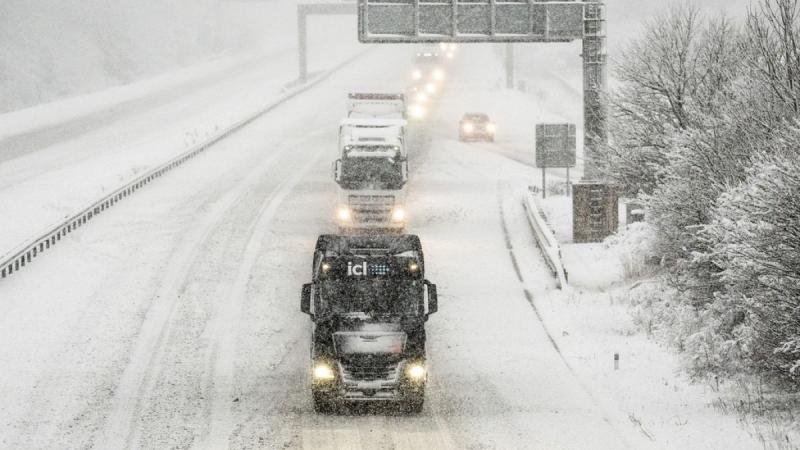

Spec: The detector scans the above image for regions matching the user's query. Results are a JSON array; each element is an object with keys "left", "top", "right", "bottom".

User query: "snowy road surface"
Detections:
[{"left": 1, "top": 45, "right": 661, "bottom": 449}]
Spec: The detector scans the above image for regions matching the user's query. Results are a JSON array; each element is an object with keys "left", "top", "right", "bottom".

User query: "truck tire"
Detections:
[{"left": 313, "top": 391, "right": 336, "bottom": 414}]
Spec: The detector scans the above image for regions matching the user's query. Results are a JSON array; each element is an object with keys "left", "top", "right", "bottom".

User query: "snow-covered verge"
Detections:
[
  {"left": 0, "top": 13, "right": 364, "bottom": 259},
  {"left": 536, "top": 195, "right": 799, "bottom": 450},
  {"left": 0, "top": 1, "right": 307, "bottom": 113}
]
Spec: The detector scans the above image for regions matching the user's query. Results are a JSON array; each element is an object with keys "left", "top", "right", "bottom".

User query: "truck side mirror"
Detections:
[
  {"left": 333, "top": 159, "right": 342, "bottom": 182},
  {"left": 301, "top": 283, "right": 313, "bottom": 317},
  {"left": 424, "top": 280, "right": 438, "bottom": 317}
]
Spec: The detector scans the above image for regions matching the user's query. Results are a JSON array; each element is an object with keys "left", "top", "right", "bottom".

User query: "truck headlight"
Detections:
[
  {"left": 415, "top": 92, "right": 428, "bottom": 103},
  {"left": 337, "top": 206, "right": 351, "bottom": 221},
  {"left": 406, "top": 363, "right": 426, "bottom": 380},
  {"left": 411, "top": 69, "right": 422, "bottom": 80},
  {"left": 486, "top": 123, "right": 496, "bottom": 133},
  {"left": 462, "top": 122, "right": 474, "bottom": 133},
  {"left": 432, "top": 68, "right": 445, "bottom": 81},
  {"left": 425, "top": 83, "right": 436, "bottom": 94},
  {"left": 313, "top": 363, "right": 335, "bottom": 380},
  {"left": 391, "top": 207, "right": 406, "bottom": 222}
]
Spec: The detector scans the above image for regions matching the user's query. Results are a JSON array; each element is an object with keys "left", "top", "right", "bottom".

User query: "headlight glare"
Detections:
[
  {"left": 313, "top": 363, "right": 335, "bottom": 380},
  {"left": 391, "top": 207, "right": 406, "bottom": 222},
  {"left": 462, "top": 122, "right": 474, "bottom": 133},
  {"left": 407, "top": 364, "right": 426, "bottom": 380},
  {"left": 337, "top": 206, "right": 351, "bottom": 221}
]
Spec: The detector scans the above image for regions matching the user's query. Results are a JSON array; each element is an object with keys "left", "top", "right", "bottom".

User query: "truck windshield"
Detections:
[
  {"left": 339, "top": 157, "right": 404, "bottom": 190},
  {"left": 319, "top": 279, "right": 421, "bottom": 316}
]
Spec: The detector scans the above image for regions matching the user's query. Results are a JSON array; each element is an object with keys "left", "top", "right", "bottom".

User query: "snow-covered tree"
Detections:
[{"left": 701, "top": 131, "right": 800, "bottom": 386}]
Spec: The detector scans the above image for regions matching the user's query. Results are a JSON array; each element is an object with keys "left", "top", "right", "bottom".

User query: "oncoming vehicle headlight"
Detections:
[
  {"left": 462, "top": 122, "right": 474, "bottom": 133},
  {"left": 313, "top": 363, "right": 335, "bottom": 380},
  {"left": 432, "top": 68, "right": 445, "bottom": 81},
  {"left": 415, "top": 92, "right": 428, "bottom": 103},
  {"left": 406, "top": 363, "right": 426, "bottom": 380},
  {"left": 410, "top": 104, "right": 426, "bottom": 119},
  {"left": 337, "top": 206, "right": 351, "bottom": 221},
  {"left": 411, "top": 69, "right": 422, "bottom": 80},
  {"left": 424, "top": 83, "right": 436, "bottom": 95},
  {"left": 439, "top": 42, "right": 447, "bottom": 51},
  {"left": 391, "top": 207, "right": 406, "bottom": 222},
  {"left": 486, "top": 123, "right": 496, "bottom": 133}
]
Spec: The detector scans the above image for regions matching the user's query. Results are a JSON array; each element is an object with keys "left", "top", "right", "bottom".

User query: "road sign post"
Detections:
[{"left": 535, "top": 123, "right": 577, "bottom": 199}]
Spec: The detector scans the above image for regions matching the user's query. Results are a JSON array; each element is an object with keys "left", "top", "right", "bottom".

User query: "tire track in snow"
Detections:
[
  {"left": 95, "top": 142, "right": 293, "bottom": 450},
  {"left": 198, "top": 148, "right": 325, "bottom": 449}
]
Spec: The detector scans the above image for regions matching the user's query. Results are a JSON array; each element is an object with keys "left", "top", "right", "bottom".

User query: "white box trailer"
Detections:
[{"left": 347, "top": 93, "right": 406, "bottom": 119}]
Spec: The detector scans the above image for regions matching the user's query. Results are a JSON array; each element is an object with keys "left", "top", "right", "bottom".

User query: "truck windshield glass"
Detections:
[
  {"left": 319, "top": 279, "right": 420, "bottom": 316},
  {"left": 338, "top": 157, "right": 404, "bottom": 190}
]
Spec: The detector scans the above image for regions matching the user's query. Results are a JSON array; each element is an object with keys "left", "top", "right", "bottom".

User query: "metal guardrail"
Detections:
[
  {"left": 0, "top": 50, "right": 368, "bottom": 280},
  {"left": 522, "top": 189, "right": 568, "bottom": 289}
]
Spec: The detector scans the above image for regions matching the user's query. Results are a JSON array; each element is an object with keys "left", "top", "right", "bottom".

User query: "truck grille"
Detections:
[
  {"left": 340, "top": 361, "right": 400, "bottom": 383},
  {"left": 348, "top": 195, "right": 394, "bottom": 223}
]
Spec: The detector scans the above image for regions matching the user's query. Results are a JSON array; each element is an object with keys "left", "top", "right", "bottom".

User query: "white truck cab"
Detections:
[{"left": 334, "top": 117, "right": 409, "bottom": 231}]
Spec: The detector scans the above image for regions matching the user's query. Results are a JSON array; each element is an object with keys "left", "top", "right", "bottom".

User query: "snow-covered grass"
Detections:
[
  {"left": 0, "top": 13, "right": 363, "bottom": 259},
  {"left": 536, "top": 194, "right": 799, "bottom": 449}
]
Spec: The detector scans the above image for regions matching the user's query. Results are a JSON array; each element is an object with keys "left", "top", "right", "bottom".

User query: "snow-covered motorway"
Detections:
[{"left": 0, "top": 45, "right": 655, "bottom": 449}]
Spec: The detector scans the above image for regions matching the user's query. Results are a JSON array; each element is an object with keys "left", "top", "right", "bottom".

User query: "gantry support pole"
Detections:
[{"left": 581, "top": 2, "right": 607, "bottom": 181}]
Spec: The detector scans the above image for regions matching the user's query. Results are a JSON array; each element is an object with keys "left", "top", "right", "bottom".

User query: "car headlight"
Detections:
[
  {"left": 391, "top": 207, "right": 406, "bottom": 222},
  {"left": 410, "top": 104, "right": 426, "bottom": 119},
  {"left": 486, "top": 123, "right": 496, "bottom": 133},
  {"left": 425, "top": 83, "right": 436, "bottom": 94},
  {"left": 411, "top": 69, "right": 422, "bottom": 80},
  {"left": 432, "top": 68, "right": 445, "bottom": 81},
  {"left": 462, "top": 122, "right": 474, "bottom": 133},
  {"left": 337, "top": 206, "right": 351, "bottom": 221},
  {"left": 406, "top": 363, "right": 426, "bottom": 380},
  {"left": 313, "top": 363, "right": 335, "bottom": 380}
]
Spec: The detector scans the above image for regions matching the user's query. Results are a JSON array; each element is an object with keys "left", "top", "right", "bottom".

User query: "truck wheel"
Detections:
[{"left": 313, "top": 392, "right": 336, "bottom": 414}]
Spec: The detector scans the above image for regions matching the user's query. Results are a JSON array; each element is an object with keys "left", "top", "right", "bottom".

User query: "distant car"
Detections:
[{"left": 459, "top": 113, "right": 495, "bottom": 142}]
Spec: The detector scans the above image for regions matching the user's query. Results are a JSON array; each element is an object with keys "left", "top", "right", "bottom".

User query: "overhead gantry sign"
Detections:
[
  {"left": 357, "top": 0, "right": 605, "bottom": 181},
  {"left": 358, "top": 0, "right": 590, "bottom": 43}
]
